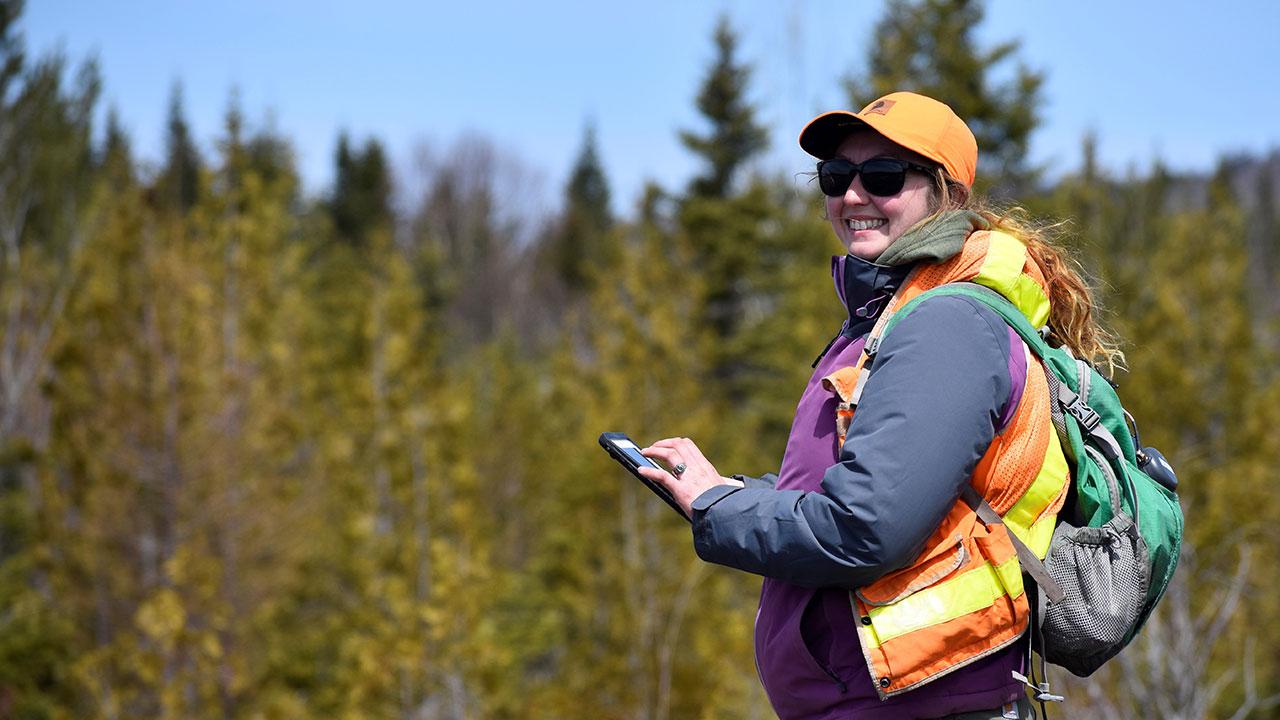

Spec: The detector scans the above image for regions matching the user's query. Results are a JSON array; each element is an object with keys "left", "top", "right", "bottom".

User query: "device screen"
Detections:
[{"left": 612, "top": 437, "right": 659, "bottom": 469}]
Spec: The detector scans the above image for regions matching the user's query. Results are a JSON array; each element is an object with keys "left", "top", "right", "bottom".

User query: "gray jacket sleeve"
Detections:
[
  {"left": 733, "top": 472, "right": 778, "bottom": 490},
  {"left": 690, "top": 296, "right": 1014, "bottom": 589}
]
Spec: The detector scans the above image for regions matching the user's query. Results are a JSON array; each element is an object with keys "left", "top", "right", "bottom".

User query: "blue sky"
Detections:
[{"left": 24, "top": 1, "right": 1280, "bottom": 216}]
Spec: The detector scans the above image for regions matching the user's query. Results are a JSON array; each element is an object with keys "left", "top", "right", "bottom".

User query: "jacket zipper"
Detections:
[{"left": 811, "top": 331, "right": 841, "bottom": 368}]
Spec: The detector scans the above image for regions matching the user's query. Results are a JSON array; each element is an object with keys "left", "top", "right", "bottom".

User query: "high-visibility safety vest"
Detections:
[{"left": 822, "top": 230, "right": 1071, "bottom": 699}]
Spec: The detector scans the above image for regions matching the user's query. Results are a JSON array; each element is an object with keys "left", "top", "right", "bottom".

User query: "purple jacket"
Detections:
[{"left": 690, "top": 254, "right": 1029, "bottom": 719}]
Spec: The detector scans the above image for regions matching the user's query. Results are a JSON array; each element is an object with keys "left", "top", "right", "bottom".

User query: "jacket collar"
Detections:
[{"left": 831, "top": 254, "right": 912, "bottom": 337}]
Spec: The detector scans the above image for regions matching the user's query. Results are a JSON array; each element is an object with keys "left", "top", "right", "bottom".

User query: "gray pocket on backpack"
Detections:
[{"left": 1040, "top": 514, "right": 1150, "bottom": 677}]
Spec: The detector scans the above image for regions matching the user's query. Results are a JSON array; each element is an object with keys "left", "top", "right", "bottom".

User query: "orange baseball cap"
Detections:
[{"left": 798, "top": 91, "right": 978, "bottom": 187}]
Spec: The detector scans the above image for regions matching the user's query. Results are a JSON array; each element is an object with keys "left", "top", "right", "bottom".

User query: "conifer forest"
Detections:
[{"left": 3, "top": 1, "right": 1280, "bottom": 718}]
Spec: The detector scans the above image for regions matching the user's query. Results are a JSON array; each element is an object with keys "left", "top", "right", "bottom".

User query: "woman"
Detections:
[{"left": 639, "top": 91, "right": 1121, "bottom": 720}]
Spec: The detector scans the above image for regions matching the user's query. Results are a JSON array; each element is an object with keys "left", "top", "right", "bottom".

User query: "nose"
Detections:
[{"left": 842, "top": 174, "right": 872, "bottom": 205}]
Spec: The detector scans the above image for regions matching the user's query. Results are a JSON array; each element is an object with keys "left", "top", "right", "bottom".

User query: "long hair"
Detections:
[{"left": 930, "top": 171, "right": 1127, "bottom": 375}]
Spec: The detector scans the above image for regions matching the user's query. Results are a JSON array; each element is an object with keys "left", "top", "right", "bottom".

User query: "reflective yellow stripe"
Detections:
[
  {"left": 1009, "top": 275, "right": 1051, "bottom": 328},
  {"left": 855, "top": 607, "right": 884, "bottom": 650},
  {"left": 860, "top": 556, "right": 1024, "bottom": 647},
  {"left": 1017, "top": 513, "right": 1057, "bottom": 559},
  {"left": 973, "top": 232, "right": 1024, "bottom": 287},
  {"left": 1001, "top": 359, "right": 1070, "bottom": 558},
  {"left": 993, "top": 554, "right": 1025, "bottom": 597},
  {"left": 973, "top": 232, "right": 1051, "bottom": 328}
]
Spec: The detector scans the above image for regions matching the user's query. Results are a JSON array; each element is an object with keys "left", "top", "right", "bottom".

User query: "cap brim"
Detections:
[{"left": 798, "top": 112, "right": 870, "bottom": 160}]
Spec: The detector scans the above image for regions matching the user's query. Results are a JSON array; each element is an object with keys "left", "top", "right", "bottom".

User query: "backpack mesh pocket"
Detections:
[{"left": 1040, "top": 514, "right": 1150, "bottom": 677}]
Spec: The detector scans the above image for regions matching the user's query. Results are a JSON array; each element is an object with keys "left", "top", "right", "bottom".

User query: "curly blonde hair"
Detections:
[{"left": 930, "top": 172, "right": 1126, "bottom": 375}]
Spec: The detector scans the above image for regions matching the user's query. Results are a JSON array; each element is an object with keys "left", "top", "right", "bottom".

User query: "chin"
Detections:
[{"left": 847, "top": 236, "right": 892, "bottom": 261}]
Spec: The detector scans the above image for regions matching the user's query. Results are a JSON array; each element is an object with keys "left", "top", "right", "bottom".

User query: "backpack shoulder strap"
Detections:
[
  {"left": 885, "top": 281, "right": 1053, "bottom": 356},
  {"left": 960, "top": 485, "right": 1066, "bottom": 604}
]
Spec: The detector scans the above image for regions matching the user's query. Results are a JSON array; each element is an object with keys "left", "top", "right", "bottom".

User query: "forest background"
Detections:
[{"left": 3, "top": 0, "right": 1280, "bottom": 718}]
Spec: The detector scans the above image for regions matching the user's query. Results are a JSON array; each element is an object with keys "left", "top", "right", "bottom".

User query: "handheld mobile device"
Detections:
[{"left": 598, "top": 432, "right": 690, "bottom": 522}]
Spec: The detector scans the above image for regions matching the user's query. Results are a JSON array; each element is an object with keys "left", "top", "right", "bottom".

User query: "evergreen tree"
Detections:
[
  {"left": 845, "top": 0, "right": 1044, "bottom": 195},
  {"left": 0, "top": 0, "right": 25, "bottom": 102},
  {"left": 678, "top": 15, "right": 768, "bottom": 199},
  {"left": 245, "top": 124, "right": 297, "bottom": 200},
  {"left": 674, "top": 17, "right": 775, "bottom": 389},
  {"left": 99, "top": 108, "right": 133, "bottom": 182},
  {"left": 565, "top": 123, "right": 611, "bottom": 239},
  {"left": 330, "top": 131, "right": 393, "bottom": 245},
  {"left": 532, "top": 209, "right": 768, "bottom": 718},
  {"left": 544, "top": 122, "right": 613, "bottom": 292},
  {"left": 730, "top": 181, "right": 847, "bottom": 446},
  {"left": 156, "top": 82, "right": 201, "bottom": 212},
  {"left": 0, "top": 4, "right": 104, "bottom": 714}
]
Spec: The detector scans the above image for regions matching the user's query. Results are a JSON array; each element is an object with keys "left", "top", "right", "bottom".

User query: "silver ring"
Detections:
[{"left": 673, "top": 462, "right": 688, "bottom": 477}]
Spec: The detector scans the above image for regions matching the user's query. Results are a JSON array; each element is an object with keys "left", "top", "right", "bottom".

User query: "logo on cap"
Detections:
[{"left": 863, "top": 99, "right": 896, "bottom": 116}]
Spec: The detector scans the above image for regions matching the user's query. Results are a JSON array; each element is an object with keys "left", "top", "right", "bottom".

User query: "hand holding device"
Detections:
[{"left": 598, "top": 432, "right": 691, "bottom": 521}]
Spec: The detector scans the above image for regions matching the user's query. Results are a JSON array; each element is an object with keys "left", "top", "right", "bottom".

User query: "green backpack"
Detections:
[{"left": 886, "top": 283, "right": 1184, "bottom": 680}]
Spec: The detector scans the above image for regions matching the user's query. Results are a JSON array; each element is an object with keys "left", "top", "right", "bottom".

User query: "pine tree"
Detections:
[
  {"left": 529, "top": 208, "right": 768, "bottom": 718},
  {"left": 674, "top": 16, "right": 776, "bottom": 391},
  {"left": 0, "top": 1, "right": 24, "bottom": 95},
  {"left": 156, "top": 83, "right": 202, "bottom": 212},
  {"left": 544, "top": 122, "right": 613, "bottom": 292},
  {"left": 99, "top": 108, "right": 133, "bottom": 182},
  {"left": 845, "top": 0, "right": 1044, "bottom": 195},
  {"left": 678, "top": 15, "right": 768, "bottom": 200},
  {"left": 0, "top": 17, "right": 102, "bottom": 709},
  {"left": 731, "top": 181, "right": 847, "bottom": 448},
  {"left": 33, "top": 93, "right": 324, "bottom": 717},
  {"left": 330, "top": 131, "right": 392, "bottom": 245}
]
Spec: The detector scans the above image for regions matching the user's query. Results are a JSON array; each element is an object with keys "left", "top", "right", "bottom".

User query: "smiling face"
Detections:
[{"left": 825, "top": 131, "right": 939, "bottom": 261}]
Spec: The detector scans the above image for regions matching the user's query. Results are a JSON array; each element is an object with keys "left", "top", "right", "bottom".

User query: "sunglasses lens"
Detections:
[
  {"left": 859, "top": 160, "right": 908, "bottom": 197},
  {"left": 818, "top": 160, "right": 854, "bottom": 197}
]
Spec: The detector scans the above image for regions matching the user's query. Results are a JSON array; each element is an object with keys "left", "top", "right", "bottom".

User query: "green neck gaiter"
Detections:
[{"left": 874, "top": 209, "right": 989, "bottom": 267}]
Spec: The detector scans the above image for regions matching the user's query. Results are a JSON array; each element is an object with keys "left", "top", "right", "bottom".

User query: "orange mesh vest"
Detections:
[{"left": 822, "top": 230, "right": 1070, "bottom": 699}]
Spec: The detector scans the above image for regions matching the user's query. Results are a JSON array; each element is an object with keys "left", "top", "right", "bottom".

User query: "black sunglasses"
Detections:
[{"left": 816, "top": 157, "right": 935, "bottom": 198}]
